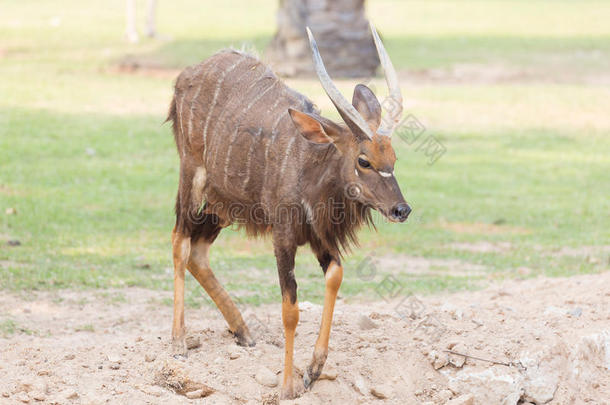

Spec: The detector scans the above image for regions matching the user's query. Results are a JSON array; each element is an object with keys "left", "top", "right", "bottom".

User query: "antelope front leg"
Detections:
[
  {"left": 274, "top": 241, "right": 302, "bottom": 399},
  {"left": 281, "top": 295, "right": 299, "bottom": 399},
  {"left": 304, "top": 259, "right": 343, "bottom": 388},
  {"left": 171, "top": 228, "right": 191, "bottom": 357}
]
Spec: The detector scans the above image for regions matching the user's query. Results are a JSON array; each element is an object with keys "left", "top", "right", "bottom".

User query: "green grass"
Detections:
[
  {"left": 1, "top": 0, "right": 609, "bottom": 306},
  {"left": 74, "top": 324, "right": 95, "bottom": 332},
  {"left": 0, "top": 319, "right": 18, "bottom": 337},
  {"left": 0, "top": 318, "right": 35, "bottom": 337}
]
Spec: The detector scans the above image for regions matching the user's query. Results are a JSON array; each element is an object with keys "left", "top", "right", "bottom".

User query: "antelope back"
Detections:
[{"left": 171, "top": 50, "right": 317, "bottom": 226}]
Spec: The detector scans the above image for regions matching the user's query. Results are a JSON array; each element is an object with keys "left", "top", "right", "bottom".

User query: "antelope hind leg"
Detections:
[
  {"left": 171, "top": 228, "right": 191, "bottom": 357},
  {"left": 188, "top": 237, "right": 255, "bottom": 347}
]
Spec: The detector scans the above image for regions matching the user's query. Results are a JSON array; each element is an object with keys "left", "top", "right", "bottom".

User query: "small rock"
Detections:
[
  {"left": 319, "top": 365, "right": 337, "bottom": 381},
  {"left": 353, "top": 375, "right": 367, "bottom": 395},
  {"left": 228, "top": 347, "right": 240, "bottom": 360},
  {"left": 109, "top": 362, "right": 120, "bottom": 370},
  {"left": 370, "top": 384, "right": 392, "bottom": 399},
  {"left": 31, "top": 391, "right": 45, "bottom": 401},
  {"left": 145, "top": 353, "right": 156, "bottom": 362},
  {"left": 427, "top": 350, "right": 449, "bottom": 370},
  {"left": 434, "top": 357, "right": 448, "bottom": 369},
  {"left": 7, "top": 240, "right": 21, "bottom": 246},
  {"left": 85, "top": 147, "right": 96, "bottom": 156},
  {"left": 186, "top": 336, "right": 201, "bottom": 350},
  {"left": 143, "top": 385, "right": 165, "bottom": 397},
  {"left": 255, "top": 367, "right": 278, "bottom": 388},
  {"left": 369, "top": 312, "right": 384, "bottom": 320},
  {"left": 447, "top": 394, "right": 475, "bottom": 405},
  {"left": 569, "top": 307, "right": 583, "bottom": 317},
  {"left": 185, "top": 389, "right": 204, "bottom": 399},
  {"left": 5, "top": 207, "right": 17, "bottom": 215},
  {"left": 135, "top": 336, "right": 143, "bottom": 342},
  {"left": 299, "top": 301, "right": 320, "bottom": 312},
  {"left": 16, "top": 392, "right": 30, "bottom": 403},
  {"left": 106, "top": 354, "right": 121, "bottom": 363},
  {"left": 448, "top": 380, "right": 461, "bottom": 395},
  {"left": 437, "top": 389, "right": 452, "bottom": 402},
  {"left": 450, "top": 354, "right": 466, "bottom": 368},
  {"left": 452, "top": 368, "right": 523, "bottom": 404},
  {"left": 543, "top": 306, "right": 565, "bottom": 316},
  {"left": 36, "top": 371, "right": 49, "bottom": 376},
  {"left": 358, "top": 314, "right": 378, "bottom": 330},
  {"left": 65, "top": 390, "right": 78, "bottom": 400},
  {"left": 2, "top": 392, "right": 9, "bottom": 398},
  {"left": 440, "top": 303, "right": 463, "bottom": 319},
  {"left": 63, "top": 354, "right": 75, "bottom": 360}
]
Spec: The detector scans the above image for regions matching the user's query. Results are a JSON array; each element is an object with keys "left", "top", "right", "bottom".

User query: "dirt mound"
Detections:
[{"left": 0, "top": 272, "right": 608, "bottom": 404}]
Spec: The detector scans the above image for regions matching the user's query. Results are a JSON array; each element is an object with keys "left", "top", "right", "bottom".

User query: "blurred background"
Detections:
[{"left": 1, "top": 0, "right": 609, "bottom": 307}]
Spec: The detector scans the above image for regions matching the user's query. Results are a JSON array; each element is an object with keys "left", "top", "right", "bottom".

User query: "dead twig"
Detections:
[{"left": 443, "top": 349, "right": 525, "bottom": 370}]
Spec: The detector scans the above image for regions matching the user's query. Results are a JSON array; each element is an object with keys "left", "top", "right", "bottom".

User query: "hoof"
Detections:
[
  {"left": 303, "top": 367, "right": 321, "bottom": 389},
  {"left": 303, "top": 370, "right": 312, "bottom": 389},
  {"left": 171, "top": 337, "right": 187, "bottom": 358},
  {"left": 304, "top": 349, "right": 326, "bottom": 389},
  {"left": 282, "top": 374, "right": 305, "bottom": 399},
  {"left": 280, "top": 384, "right": 300, "bottom": 400},
  {"left": 280, "top": 389, "right": 296, "bottom": 400},
  {"left": 233, "top": 328, "right": 256, "bottom": 347},
  {"left": 303, "top": 361, "right": 324, "bottom": 389}
]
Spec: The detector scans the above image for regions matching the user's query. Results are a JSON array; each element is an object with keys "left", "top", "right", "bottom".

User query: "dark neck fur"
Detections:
[{"left": 300, "top": 143, "right": 373, "bottom": 256}]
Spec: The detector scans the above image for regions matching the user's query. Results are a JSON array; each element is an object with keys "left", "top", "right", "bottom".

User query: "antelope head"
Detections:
[{"left": 289, "top": 25, "right": 411, "bottom": 223}]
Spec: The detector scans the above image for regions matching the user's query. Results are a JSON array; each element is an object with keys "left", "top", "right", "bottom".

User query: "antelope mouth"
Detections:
[
  {"left": 376, "top": 204, "right": 411, "bottom": 223},
  {"left": 376, "top": 206, "right": 400, "bottom": 223}
]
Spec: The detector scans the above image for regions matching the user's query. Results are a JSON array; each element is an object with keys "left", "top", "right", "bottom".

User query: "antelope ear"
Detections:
[
  {"left": 352, "top": 84, "right": 382, "bottom": 134},
  {"left": 288, "top": 108, "right": 334, "bottom": 144}
]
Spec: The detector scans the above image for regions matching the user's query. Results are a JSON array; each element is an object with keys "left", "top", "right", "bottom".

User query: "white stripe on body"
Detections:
[
  {"left": 221, "top": 80, "right": 279, "bottom": 188},
  {"left": 205, "top": 62, "right": 265, "bottom": 169},
  {"left": 201, "top": 56, "right": 248, "bottom": 152},
  {"left": 278, "top": 137, "right": 296, "bottom": 181},
  {"left": 186, "top": 63, "right": 210, "bottom": 145},
  {"left": 242, "top": 128, "right": 262, "bottom": 190}
]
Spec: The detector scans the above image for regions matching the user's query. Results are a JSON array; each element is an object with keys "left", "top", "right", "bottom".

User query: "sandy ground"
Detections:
[{"left": 0, "top": 272, "right": 609, "bottom": 405}]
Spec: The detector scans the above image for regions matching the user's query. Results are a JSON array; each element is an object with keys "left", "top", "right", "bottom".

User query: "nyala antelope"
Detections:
[{"left": 167, "top": 25, "right": 411, "bottom": 399}]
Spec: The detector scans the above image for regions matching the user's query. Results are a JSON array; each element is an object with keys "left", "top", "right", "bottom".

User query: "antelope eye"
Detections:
[{"left": 358, "top": 157, "right": 371, "bottom": 169}]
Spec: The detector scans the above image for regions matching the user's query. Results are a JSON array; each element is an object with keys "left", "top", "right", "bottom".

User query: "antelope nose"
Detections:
[{"left": 391, "top": 203, "right": 411, "bottom": 222}]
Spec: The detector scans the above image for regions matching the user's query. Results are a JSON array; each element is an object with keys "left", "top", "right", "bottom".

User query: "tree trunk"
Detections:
[{"left": 266, "top": 0, "right": 379, "bottom": 78}]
